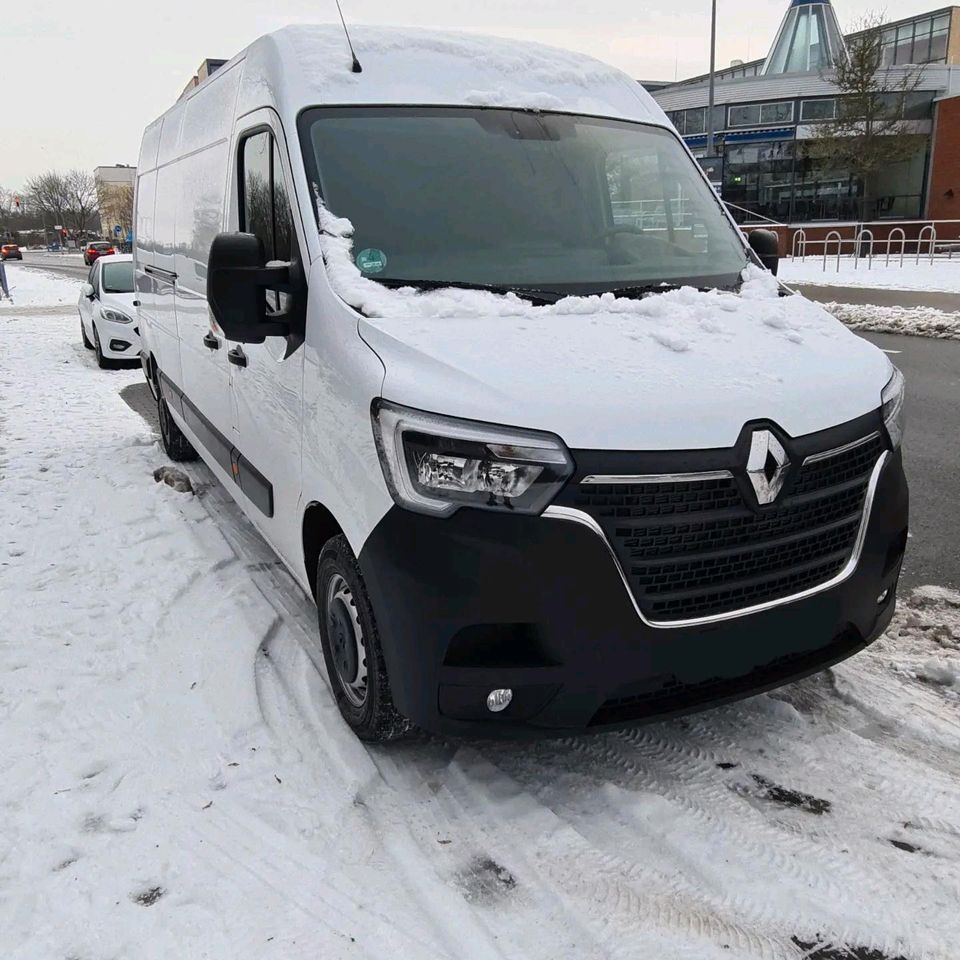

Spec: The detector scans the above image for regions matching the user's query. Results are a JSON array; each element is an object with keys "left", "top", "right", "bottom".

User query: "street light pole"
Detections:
[{"left": 707, "top": 0, "right": 717, "bottom": 158}]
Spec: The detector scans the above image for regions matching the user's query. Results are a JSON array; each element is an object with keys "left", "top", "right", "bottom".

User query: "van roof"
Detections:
[
  {"left": 186, "top": 24, "right": 664, "bottom": 123},
  {"left": 138, "top": 25, "right": 670, "bottom": 174}
]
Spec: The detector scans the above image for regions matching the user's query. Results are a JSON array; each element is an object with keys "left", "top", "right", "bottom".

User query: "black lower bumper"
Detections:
[{"left": 358, "top": 450, "right": 908, "bottom": 739}]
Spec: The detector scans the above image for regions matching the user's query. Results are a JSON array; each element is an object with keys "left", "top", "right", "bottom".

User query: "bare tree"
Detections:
[
  {"left": 65, "top": 169, "right": 98, "bottom": 235},
  {"left": 25, "top": 171, "right": 72, "bottom": 230},
  {"left": 807, "top": 13, "right": 926, "bottom": 222}
]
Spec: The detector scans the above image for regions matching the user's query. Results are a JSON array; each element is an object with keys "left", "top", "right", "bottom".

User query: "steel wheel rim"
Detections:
[{"left": 325, "top": 573, "right": 367, "bottom": 707}]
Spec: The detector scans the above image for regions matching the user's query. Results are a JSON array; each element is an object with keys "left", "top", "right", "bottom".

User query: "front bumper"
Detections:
[
  {"left": 358, "top": 449, "right": 908, "bottom": 739},
  {"left": 98, "top": 318, "right": 141, "bottom": 359}
]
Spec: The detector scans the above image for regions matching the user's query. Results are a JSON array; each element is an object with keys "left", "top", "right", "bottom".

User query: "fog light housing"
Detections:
[
  {"left": 877, "top": 588, "right": 890, "bottom": 604},
  {"left": 109, "top": 339, "right": 131, "bottom": 352},
  {"left": 486, "top": 688, "right": 513, "bottom": 713}
]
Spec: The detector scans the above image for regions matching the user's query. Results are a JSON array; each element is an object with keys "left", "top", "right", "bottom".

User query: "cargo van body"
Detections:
[{"left": 134, "top": 26, "right": 908, "bottom": 741}]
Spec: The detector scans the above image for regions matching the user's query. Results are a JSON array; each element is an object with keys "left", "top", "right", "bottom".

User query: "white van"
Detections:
[{"left": 134, "top": 25, "right": 908, "bottom": 742}]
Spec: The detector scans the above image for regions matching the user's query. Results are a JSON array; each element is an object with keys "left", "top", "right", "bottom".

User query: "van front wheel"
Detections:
[{"left": 316, "top": 536, "right": 411, "bottom": 743}]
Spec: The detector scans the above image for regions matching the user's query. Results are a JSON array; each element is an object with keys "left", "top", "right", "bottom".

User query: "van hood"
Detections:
[{"left": 358, "top": 281, "right": 892, "bottom": 451}]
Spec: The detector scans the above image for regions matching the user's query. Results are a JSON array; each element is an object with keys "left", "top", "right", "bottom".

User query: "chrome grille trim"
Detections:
[
  {"left": 544, "top": 450, "right": 889, "bottom": 630},
  {"left": 581, "top": 470, "right": 733, "bottom": 485},
  {"left": 802, "top": 431, "right": 882, "bottom": 466}
]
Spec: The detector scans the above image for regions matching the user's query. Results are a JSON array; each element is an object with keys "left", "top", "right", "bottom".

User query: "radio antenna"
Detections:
[{"left": 334, "top": 0, "right": 363, "bottom": 73}]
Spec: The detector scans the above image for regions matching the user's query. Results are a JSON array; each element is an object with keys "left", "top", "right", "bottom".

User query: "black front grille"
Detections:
[
  {"left": 590, "top": 626, "right": 863, "bottom": 726},
  {"left": 562, "top": 431, "right": 884, "bottom": 623}
]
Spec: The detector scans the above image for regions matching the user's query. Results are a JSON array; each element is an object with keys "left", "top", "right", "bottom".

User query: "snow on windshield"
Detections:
[{"left": 317, "top": 202, "right": 849, "bottom": 352}]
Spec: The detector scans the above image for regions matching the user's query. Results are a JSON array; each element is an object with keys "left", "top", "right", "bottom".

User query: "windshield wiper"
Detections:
[{"left": 372, "top": 277, "right": 562, "bottom": 304}]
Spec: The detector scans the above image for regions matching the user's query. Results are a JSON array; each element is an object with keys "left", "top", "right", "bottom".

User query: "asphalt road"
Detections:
[
  {"left": 863, "top": 331, "right": 960, "bottom": 591},
  {"left": 114, "top": 328, "right": 958, "bottom": 592},
  {"left": 19, "top": 249, "right": 90, "bottom": 279}
]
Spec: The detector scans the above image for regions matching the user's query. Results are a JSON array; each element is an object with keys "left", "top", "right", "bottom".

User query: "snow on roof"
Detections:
[{"left": 235, "top": 24, "right": 667, "bottom": 127}]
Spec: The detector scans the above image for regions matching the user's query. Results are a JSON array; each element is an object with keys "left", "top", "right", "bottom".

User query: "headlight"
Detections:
[
  {"left": 101, "top": 307, "right": 132, "bottom": 324},
  {"left": 372, "top": 400, "right": 574, "bottom": 517},
  {"left": 881, "top": 365, "right": 904, "bottom": 449}
]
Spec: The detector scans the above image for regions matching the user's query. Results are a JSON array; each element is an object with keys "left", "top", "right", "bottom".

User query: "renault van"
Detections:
[{"left": 134, "top": 25, "right": 908, "bottom": 742}]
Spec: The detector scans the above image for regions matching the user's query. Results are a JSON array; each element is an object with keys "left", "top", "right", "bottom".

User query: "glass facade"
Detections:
[
  {"left": 880, "top": 13, "right": 950, "bottom": 65},
  {"left": 762, "top": 1, "right": 847, "bottom": 75},
  {"left": 718, "top": 137, "right": 929, "bottom": 223}
]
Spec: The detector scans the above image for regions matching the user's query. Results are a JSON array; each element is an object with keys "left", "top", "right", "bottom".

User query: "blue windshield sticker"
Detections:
[{"left": 356, "top": 248, "right": 387, "bottom": 274}]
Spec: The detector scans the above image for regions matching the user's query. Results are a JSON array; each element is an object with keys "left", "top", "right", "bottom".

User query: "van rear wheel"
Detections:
[
  {"left": 157, "top": 386, "right": 199, "bottom": 462},
  {"left": 316, "top": 535, "right": 411, "bottom": 743}
]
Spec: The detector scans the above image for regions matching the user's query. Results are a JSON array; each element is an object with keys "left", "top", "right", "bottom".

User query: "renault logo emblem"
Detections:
[{"left": 746, "top": 429, "right": 790, "bottom": 504}]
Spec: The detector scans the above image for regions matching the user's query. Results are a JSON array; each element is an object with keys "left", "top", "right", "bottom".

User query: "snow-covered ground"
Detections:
[
  {"left": 0, "top": 261, "right": 81, "bottom": 308},
  {"left": 779, "top": 256, "right": 960, "bottom": 293},
  {"left": 3, "top": 276, "right": 960, "bottom": 960}
]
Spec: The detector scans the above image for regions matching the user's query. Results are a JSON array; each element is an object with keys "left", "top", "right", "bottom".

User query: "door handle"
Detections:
[
  {"left": 203, "top": 331, "right": 220, "bottom": 350},
  {"left": 227, "top": 345, "right": 247, "bottom": 367}
]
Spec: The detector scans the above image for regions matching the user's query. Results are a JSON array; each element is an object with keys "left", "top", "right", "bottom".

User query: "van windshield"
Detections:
[{"left": 300, "top": 107, "right": 748, "bottom": 297}]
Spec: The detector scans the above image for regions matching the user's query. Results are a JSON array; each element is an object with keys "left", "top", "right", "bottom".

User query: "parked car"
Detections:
[
  {"left": 78, "top": 254, "right": 139, "bottom": 368},
  {"left": 83, "top": 241, "right": 115, "bottom": 266},
  {"left": 1, "top": 243, "right": 23, "bottom": 260},
  {"left": 134, "top": 25, "right": 908, "bottom": 743}
]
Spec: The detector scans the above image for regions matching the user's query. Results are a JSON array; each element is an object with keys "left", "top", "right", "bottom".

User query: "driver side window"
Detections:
[{"left": 240, "top": 130, "right": 297, "bottom": 311}]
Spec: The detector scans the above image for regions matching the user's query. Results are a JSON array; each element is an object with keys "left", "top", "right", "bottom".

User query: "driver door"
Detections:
[{"left": 225, "top": 112, "right": 307, "bottom": 567}]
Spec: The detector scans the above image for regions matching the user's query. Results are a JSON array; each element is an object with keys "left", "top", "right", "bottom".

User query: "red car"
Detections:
[
  {"left": 1, "top": 243, "right": 23, "bottom": 261},
  {"left": 83, "top": 241, "right": 115, "bottom": 266}
]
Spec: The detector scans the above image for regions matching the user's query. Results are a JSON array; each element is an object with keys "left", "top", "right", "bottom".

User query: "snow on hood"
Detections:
[{"left": 319, "top": 208, "right": 893, "bottom": 450}]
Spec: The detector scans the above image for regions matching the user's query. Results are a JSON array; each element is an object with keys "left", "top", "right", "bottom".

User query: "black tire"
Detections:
[
  {"left": 157, "top": 385, "right": 199, "bottom": 462},
  {"left": 92, "top": 323, "right": 114, "bottom": 369},
  {"left": 80, "top": 316, "right": 93, "bottom": 349},
  {"left": 316, "top": 535, "right": 411, "bottom": 743}
]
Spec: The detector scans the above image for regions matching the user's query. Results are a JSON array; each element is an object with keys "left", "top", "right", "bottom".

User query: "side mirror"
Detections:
[
  {"left": 747, "top": 229, "right": 780, "bottom": 276},
  {"left": 80, "top": 282, "right": 96, "bottom": 300},
  {"left": 207, "top": 232, "right": 290, "bottom": 343}
]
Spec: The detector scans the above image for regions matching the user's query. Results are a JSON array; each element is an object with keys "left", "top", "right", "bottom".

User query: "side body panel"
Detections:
[
  {"left": 174, "top": 62, "right": 243, "bottom": 454},
  {"left": 300, "top": 262, "right": 394, "bottom": 566}
]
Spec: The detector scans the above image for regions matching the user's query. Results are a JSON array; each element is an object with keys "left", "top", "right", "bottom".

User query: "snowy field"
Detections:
[
  {"left": 0, "top": 261, "right": 82, "bottom": 308},
  {"left": 3, "top": 274, "right": 960, "bottom": 960},
  {"left": 779, "top": 256, "right": 960, "bottom": 293}
]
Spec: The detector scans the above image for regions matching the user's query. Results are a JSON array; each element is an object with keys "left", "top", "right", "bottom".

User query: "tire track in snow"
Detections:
[{"left": 430, "top": 747, "right": 788, "bottom": 960}]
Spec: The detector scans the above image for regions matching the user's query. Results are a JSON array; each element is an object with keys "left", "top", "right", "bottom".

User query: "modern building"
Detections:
[
  {"left": 94, "top": 164, "right": 136, "bottom": 239},
  {"left": 650, "top": 3, "right": 960, "bottom": 225}
]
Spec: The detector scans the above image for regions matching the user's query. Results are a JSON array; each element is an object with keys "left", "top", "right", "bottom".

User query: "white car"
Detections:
[{"left": 79, "top": 254, "right": 140, "bottom": 367}]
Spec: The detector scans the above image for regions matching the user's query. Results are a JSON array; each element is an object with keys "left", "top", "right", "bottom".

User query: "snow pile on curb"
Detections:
[
  {"left": 0, "top": 263, "right": 81, "bottom": 308},
  {"left": 823, "top": 300, "right": 960, "bottom": 339},
  {"left": 779, "top": 256, "right": 960, "bottom": 293}
]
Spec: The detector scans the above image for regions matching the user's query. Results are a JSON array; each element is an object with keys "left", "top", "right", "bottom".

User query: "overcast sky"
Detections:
[{"left": 1, "top": 0, "right": 933, "bottom": 189}]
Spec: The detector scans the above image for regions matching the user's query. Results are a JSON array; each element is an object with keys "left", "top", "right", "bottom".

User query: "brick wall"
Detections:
[{"left": 926, "top": 94, "right": 960, "bottom": 221}]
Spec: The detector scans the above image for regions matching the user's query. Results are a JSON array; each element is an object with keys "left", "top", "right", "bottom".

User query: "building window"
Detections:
[
  {"left": 668, "top": 106, "right": 724, "bottom": 137},
  {"left": 727, "top": 101, "right": 793, "bottom": 128},
  {"left": 800, "top": 99, "right": 836, "bottom": 122},
  {"left": 880, "top": 13, "right": 951, "bottom": 66}
]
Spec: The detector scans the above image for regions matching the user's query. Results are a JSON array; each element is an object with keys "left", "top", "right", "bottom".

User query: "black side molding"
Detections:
[{"left": 158, "top": 371, "right": 274, "bottom": 518}]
